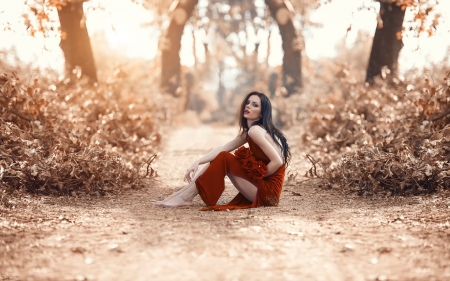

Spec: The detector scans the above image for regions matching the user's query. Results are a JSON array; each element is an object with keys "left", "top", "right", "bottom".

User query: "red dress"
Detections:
[{"left": 195, "top": 135, "right": 286, "bottom": 211}]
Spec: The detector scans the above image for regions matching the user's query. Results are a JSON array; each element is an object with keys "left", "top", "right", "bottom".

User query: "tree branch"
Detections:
[
  {"left": 11, "top": 110, "right": 34, "bottom": 122},
  {"left": 431, "top": 108, "right": 450, "bottom": 122}
]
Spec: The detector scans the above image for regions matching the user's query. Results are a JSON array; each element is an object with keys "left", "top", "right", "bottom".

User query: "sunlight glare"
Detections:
[
  {"left": 194, "top": 27, "right": 207, "bottom": 64},
  {"left": 180, "top": 25, "right": 195, "bottom": 67},
  {"left": 86, "top": 0, "right": 157, "bottom": 60},
  {"left": 0, "top": 0, "right": 449, "bottom": 75},
  {"left": 267, "top": 25, "right": 283, "bottom": 67},
  {"left": 0, "top": 0, "right": 63, "bottom": 72},
  {"left": 256, "top": 29, "right": 269, "bottom": 64}
]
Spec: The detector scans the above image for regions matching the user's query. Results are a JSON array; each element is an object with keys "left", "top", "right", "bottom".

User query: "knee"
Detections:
[{"left": 216, "top": 151, "right": 230, "bottom": 160}]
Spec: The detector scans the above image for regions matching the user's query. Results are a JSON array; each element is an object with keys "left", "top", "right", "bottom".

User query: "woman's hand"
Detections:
[{"left": 184, "top": 161, "right": 200, "bottom": 183}]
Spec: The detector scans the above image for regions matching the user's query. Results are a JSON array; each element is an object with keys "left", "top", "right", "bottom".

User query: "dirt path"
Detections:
[{"left": 1, "top": 125, "right": 450, "bottom": 281}]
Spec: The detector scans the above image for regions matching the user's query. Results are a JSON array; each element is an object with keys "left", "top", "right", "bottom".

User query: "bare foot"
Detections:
[
  {"left": 157, "top": 195, "right": 193, "bottom": 207},
  {"left": 153, "top": 182, "right": 195, "bottom": 205},
  {"left": 152, "top": 200, "right": 167, "bottom": 206},
  {"left": 152, "top": 192, "right": 182, "bottom": 205},
  {"left": 154, "top": 181, "right": 198, "bottom": 207}
]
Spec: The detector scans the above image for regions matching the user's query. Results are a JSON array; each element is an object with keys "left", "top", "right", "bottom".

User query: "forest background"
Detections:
[{"left": 1, "top": 0, "right": 449, "bottom": 199}]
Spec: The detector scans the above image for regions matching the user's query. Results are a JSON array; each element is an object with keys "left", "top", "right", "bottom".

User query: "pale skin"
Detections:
[{"left": 154, "top": 95, "right": 284, "bottom": 207}]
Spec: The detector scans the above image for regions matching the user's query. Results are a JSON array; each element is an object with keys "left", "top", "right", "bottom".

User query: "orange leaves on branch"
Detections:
[
  {"left": 397, "top": 0, "right": 440, "bottom": 38},
  {"left": 23, "top": 0, "right": 90, "bottom": 38}
]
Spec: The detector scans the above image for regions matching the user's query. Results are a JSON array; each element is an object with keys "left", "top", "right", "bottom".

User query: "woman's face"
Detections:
[{"left": 243, "top": 95, "right": 262, "bottom": 121}]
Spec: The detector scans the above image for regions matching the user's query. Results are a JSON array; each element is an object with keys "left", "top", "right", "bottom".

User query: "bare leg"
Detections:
[
  {"left": 154, "top": 163, "right": 210, "bottom": 205},
  {"left": 227, "top": 174, "right": 258, "bottom": 202},
  {"left": 157, "top": 182, "right": 199, "bottom": 207},
  {"left": 159, "top": 173, "right": 258, "bottom": 207}
]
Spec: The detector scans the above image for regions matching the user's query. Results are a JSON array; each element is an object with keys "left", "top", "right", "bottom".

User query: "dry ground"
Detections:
[{"left": 1, "top": 126, "right": 450, "bottom": 281}]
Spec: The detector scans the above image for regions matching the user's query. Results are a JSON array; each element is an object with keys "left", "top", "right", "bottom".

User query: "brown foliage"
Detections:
[
  {"left": 303, "top": 70, "right": 450, "bottom": 195},
  {"left": 0, "top": 69, "right": 163, "bottom": 198}
]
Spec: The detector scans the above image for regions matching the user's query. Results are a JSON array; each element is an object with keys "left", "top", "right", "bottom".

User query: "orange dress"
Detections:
[{"left": 195, "top": 135, "right": 286, "bottom": 211}]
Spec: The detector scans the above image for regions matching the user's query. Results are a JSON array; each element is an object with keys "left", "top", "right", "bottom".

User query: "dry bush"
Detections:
[
  {"left": 0, "top": 66, "right": 172, "bottom": 198},
  {"left": 303, "top": 68, "right": 450, "bottom": 195}
]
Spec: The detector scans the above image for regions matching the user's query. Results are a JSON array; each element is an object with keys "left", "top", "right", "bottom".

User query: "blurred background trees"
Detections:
[
  {"left": 57, "top": 0, "right": 97, "bottom": 82},
  {"left": 24, "top": 0, "right": 98, "bottom": 82},
  {"left": 18, "top": 0, "right": 445, "bottom": 111},
  {"left": 158, "top": 0, "right": 305, "bottom": 100},
  {"left": 366, "top": 1, "right": 406, "bottom": 84},
  {"left": 366, "top": 0, "right": 439, "bottom": 84}
]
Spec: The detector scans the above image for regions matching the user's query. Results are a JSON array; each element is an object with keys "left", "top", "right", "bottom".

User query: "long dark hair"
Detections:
[{"left": 239, "top": 91, "right": 291, "bottom": 165}]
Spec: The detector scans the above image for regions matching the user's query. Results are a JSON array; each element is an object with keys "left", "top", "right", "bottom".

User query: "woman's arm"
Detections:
[
  {"left": 184, "top": 134, "right": 247, "bottom": 182},
  {"left": 247, "top": 126, "right": 283, "bottom": 176},
  {"left": 197, "top": 134, "right": 247, "bottom": 164}
]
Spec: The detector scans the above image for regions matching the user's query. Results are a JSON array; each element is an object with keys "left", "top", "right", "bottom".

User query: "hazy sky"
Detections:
[{"left": 0, "top": 0, "right": 449, "bottom": 75}]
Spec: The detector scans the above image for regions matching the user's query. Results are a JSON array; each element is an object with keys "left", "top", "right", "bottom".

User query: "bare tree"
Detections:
[
  {"left": 160, "top": 0, "right": 198, "bottom": 95},
  {"left": 24, "top": 0, "right": 98, "bottom": 82},
  {"left": 365, "top": 0, "right": 440, "bottom": 84},
  {"left": 57, "top": 0, "right": 97, "bottom": 82},
  {"left": 366, "top": 1, "right": 405, "bottom": 84},
  {"left": 266, "top": 0, "right": 302, "bottom": 96}
]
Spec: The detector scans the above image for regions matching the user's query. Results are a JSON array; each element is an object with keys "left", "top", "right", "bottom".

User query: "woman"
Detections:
[{"left": 155, "top": 91, "right": 290, "bottom": 210}]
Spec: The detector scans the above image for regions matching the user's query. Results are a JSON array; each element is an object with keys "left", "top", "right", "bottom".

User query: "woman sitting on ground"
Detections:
[{"left": 155, "top": 91, "right": 291, "bottom": 211}]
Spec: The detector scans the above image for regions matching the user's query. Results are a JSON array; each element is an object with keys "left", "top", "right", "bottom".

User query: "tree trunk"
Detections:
[
  {"left": 57, "top": 1, "right": 97, "bottom": 83},
  {"left": 265, "top": 0, "right": 302, "bottom": 96},
  {"left": 160, "top": 0, "right": 198, "bottom": 95},
  {"left": 366, "top": 2, "right": 406, "bottom": 84}
]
